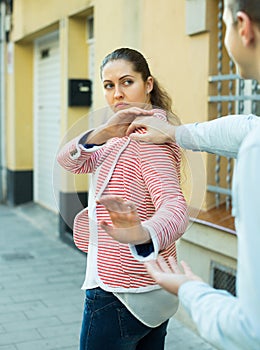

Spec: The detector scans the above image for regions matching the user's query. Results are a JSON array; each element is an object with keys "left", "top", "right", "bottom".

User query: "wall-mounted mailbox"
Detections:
[{"left": 68, "top": 79, "right": 92, "bottom": 107}]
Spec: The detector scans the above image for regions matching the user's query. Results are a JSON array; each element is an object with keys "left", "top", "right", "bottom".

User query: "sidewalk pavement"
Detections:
[{"left": 0, "top": 203, "right": 216, "bottom": 350}]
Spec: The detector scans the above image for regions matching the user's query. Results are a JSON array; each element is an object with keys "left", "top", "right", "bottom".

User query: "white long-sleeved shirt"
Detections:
[{"left": 176, "top": 114, "right": 260, "bottom": 350}]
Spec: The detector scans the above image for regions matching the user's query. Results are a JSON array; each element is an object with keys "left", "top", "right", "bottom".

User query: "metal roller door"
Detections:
[{"left": 34, "top": 32, "right": 60, "bottom": 212}]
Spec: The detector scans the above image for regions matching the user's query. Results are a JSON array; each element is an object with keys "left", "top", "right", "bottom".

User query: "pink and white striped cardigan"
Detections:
[{"left": 57, "top": 111, "right": 189, "bottom": 292}]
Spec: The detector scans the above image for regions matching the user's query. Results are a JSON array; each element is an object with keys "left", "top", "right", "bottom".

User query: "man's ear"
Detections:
[{"left": 237, "top": 11, "right": 255, "bottom": 46}]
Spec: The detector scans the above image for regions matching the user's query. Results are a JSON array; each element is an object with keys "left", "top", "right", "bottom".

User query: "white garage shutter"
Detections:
[{"left": 34, "top": 32, "right": 60, "bottom": 212}]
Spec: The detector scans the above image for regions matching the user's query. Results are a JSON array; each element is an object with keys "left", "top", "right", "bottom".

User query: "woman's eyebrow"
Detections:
[
  {"left": 119, "top": 74, "right": 134, "bottom": 80},
  {"left": 103, "top": 75, "right": 135, "bottom": 83}
]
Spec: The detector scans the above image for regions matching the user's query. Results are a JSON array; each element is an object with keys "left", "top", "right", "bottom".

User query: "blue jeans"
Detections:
[{"left": 80, "top": 287, "right": 169, "bottom": 350}]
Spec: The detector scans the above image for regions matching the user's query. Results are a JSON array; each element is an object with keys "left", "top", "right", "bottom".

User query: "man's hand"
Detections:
[
  {"left": 97, "top": 195, "right": 151, "bottom": 244},
  {"left": 126, "top": 117, "right": 176, "bottom": 144},
  {"left": 144, "top": 256, "right": 203, "bottom": 295},
  {"left": 87, "top": 108, "right": 154, "bottom": 145}
]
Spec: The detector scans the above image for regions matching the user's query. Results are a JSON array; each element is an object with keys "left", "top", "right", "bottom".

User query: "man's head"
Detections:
[
  {"left": 224, "top": 0, "right": 260, "bottom": 81},
  {"left": 225, "top": 0, "right": 260, "bottom": 26}
]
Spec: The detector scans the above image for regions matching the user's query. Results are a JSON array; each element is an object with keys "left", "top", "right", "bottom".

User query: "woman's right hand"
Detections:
[
  {"left": 86, "top": 107, "right": 154, "bottom": 145},
  {"left": 97, "top": 195, "right": 151, "bottom": 245}
]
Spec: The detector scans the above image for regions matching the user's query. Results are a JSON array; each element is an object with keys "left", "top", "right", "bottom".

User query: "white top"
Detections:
[
  {"left": 176, "top": 114, "right": 260, "bottom": 350},
  {"left": 79, "top": 139, "right": 179, "bottom": 327}
]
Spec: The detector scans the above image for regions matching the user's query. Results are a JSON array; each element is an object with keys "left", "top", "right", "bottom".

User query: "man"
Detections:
[{"left": 99, "top": 0, "right": 260, "bottom": 349}]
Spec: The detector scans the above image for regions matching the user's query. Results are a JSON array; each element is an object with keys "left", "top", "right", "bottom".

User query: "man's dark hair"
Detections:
[{"left": 227, "top": 0, "right": 260, "bottom": 25}]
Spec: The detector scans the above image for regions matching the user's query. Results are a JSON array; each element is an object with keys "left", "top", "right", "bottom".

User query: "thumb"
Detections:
[
  {"left": 126, "top": 123, "right": 139, "bottom": 136},
  {"left": 180, "top": 260, "right": 192, "bottom": 273}
]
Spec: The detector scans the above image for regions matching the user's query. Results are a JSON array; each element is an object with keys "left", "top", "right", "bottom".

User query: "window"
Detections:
[{"left": 210, "top": 261, "right": 236, "bottom": 296}]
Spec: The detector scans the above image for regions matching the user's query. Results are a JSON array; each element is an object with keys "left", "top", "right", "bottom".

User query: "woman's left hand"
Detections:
[
  {"left": 96, "top": 195, "right": 151, "bottom": 244},
  {"left": 87, "top": 107, "right": 154, "bottom": 145}
]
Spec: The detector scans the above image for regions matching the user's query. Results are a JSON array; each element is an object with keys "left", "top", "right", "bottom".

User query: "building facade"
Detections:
[{"left": 1, "top": 0, "right": 259, "bottom": 325}]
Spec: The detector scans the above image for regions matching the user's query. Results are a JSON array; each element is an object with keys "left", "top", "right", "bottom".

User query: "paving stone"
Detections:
[
  {"left": 0, "top": 329, "right": 42, "bottom": 346},
  {"left": 37, "top": 323, "right": 81, "bottom": 338},
  {"left": 15, "top": 335, "right": 79, "bottom": 350},
  {"left": 0, "top": 345, "right": 17, "bottom": 350},
  {"left": 24, "top": 304, "right": 80, "bottom": 320},
  {"left": 0, "top": 311, "right": 28, "bottom": 324},
  {"left": 3, "top": 316, "right": 62, "bottom": 332}
]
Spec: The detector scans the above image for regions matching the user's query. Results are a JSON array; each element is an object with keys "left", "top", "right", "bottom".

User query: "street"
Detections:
[{"left": 0, "top": 203, "right": 215, "bottom": 350}]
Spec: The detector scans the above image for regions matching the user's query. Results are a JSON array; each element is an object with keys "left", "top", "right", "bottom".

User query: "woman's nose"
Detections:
[{"left": 114, "top": 85, "right": 124, "bottom": 99}]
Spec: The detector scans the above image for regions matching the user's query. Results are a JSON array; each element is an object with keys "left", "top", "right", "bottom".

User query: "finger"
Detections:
[
  {"left": 98, "top": 195, "right": 126, "bottom": 206},
  {"left": 168, "top": 256, "right": 181, "bottom": 273},
  {"left": 126, "top": 115, "right": 155, "bottom": 135},
  {"left": 129, "top": 107, "right": 154, "bottom": 115},
  {"left": 121, "top": 108, "right": 153, "bottom": 122},
  {"left": 156, "top": 255, "right": 172, "bottom": 273},
  {"left": 128, "top": 133, "right": 151, "bottom": 142},
  {"left": 98, "top": 195, "right": 125, "bottom": 213},
  {"left": 180, "top": 260, "right": 193, "bottom": 275},
  {"left": 144, "top": 260, "right": 162, "bottom": 276},
  {"left": 99, "top": 195, "right": 125, "bottom": 203},
  {"left": 180, "top": 260, "right": 203, "bottom": 282},
  {"left": 126, "top": 122, "right": 141, "bottom": 136},
  {"left": 124, "top": 200, "right": 137, "bottom": 212},
  {"left": 99, "top": 196, "right": 137, "bottom": 215},
  {"left": 110, "top": 199, "right": 136, "bottom": 214},
  {"left": 100, "top": 221, "right": 114, "bottom": 235}
]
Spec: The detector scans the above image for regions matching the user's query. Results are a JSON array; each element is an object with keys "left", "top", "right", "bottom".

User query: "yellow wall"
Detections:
[
  {"left": 6, "top": 0, "right": 225, "bottom": 206},
  {"left": 12, "top": 0, "right": 93, "bottom": 42},
  {"left": 140, "top": 0, "right": 211, "bottom": 210},
  {"left": 7, "top": 0, "right": 95, "bottom": 193},
  {"left": 93, "top": 0, "right": 142, "bottom": 111},
  {"left": 59, "top": 14, "right": 93, "bottom": 193},
  {"left": 6, "top": 42, "right": 33, "bottom": 170},
  {"left": 141, "top": 1, "right": 209, "bottom": 124}
]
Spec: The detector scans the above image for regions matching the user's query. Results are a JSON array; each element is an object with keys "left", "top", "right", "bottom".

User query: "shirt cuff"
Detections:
[
  {"left": 79, "top": 130, "right": 105, "bottom": 151},
  {"left": 129, "top": 225, "right": 159, "bottom": 261},
  {"left": 78, "top": 143, "right": 105, "bottom": 152},
  {"left": 135, "top": 242, "right": 154, "bottom": 257},
  {"left": 175, "top": 124, "right": 200, "bottom": 151},
  {"left": 69, "top": 130, "right": 106, "bottom": 159},
  {"left": 178, "top": 280, "right": 231, "bottom": 313}
]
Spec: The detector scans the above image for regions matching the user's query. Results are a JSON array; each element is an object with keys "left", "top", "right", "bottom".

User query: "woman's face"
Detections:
[{"left": 101, "top": 59, "right": 153, "bottom": 112}]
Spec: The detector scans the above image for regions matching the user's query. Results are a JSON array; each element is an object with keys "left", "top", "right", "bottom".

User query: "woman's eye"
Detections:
[
  {"left": 104, "top": 83, "right": 113, "bottom": 89},
  {"left": 123, "top": 79, "right": 133, "bottom": 86}
]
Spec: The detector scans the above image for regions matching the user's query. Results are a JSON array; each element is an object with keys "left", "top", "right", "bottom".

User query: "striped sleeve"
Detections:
[
  {"left": 56, "top": 133, "right": 106, "bottom": 174},
  {"left": 139, "top": 142, "right": 189, "bottom": 251}
]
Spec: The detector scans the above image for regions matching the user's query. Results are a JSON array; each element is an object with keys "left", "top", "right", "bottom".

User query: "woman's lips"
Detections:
[{"left": 114, "top": 103, "right": 130, "bottom": 109}]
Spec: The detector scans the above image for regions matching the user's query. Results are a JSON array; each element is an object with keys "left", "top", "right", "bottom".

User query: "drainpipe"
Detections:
[{"left": 0, "top": 0, "right": 6, "bottom": 202}]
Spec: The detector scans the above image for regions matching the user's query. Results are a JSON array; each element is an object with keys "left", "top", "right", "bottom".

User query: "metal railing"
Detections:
[{"left": 208, "top": 0, "right": 259, "bottom": 210}]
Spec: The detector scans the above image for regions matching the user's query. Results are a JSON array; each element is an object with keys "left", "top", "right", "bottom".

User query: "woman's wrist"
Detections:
[
  {"left": 138, "top": 226, "right": 151, "bottom": 244},
  {"left": 85, "top": 126, "right": 111, "bottom": 145}
]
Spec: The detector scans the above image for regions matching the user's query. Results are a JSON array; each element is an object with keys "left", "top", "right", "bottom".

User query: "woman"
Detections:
[{"left": 57, "top": 47, "right": 188, "bottom": 350}]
